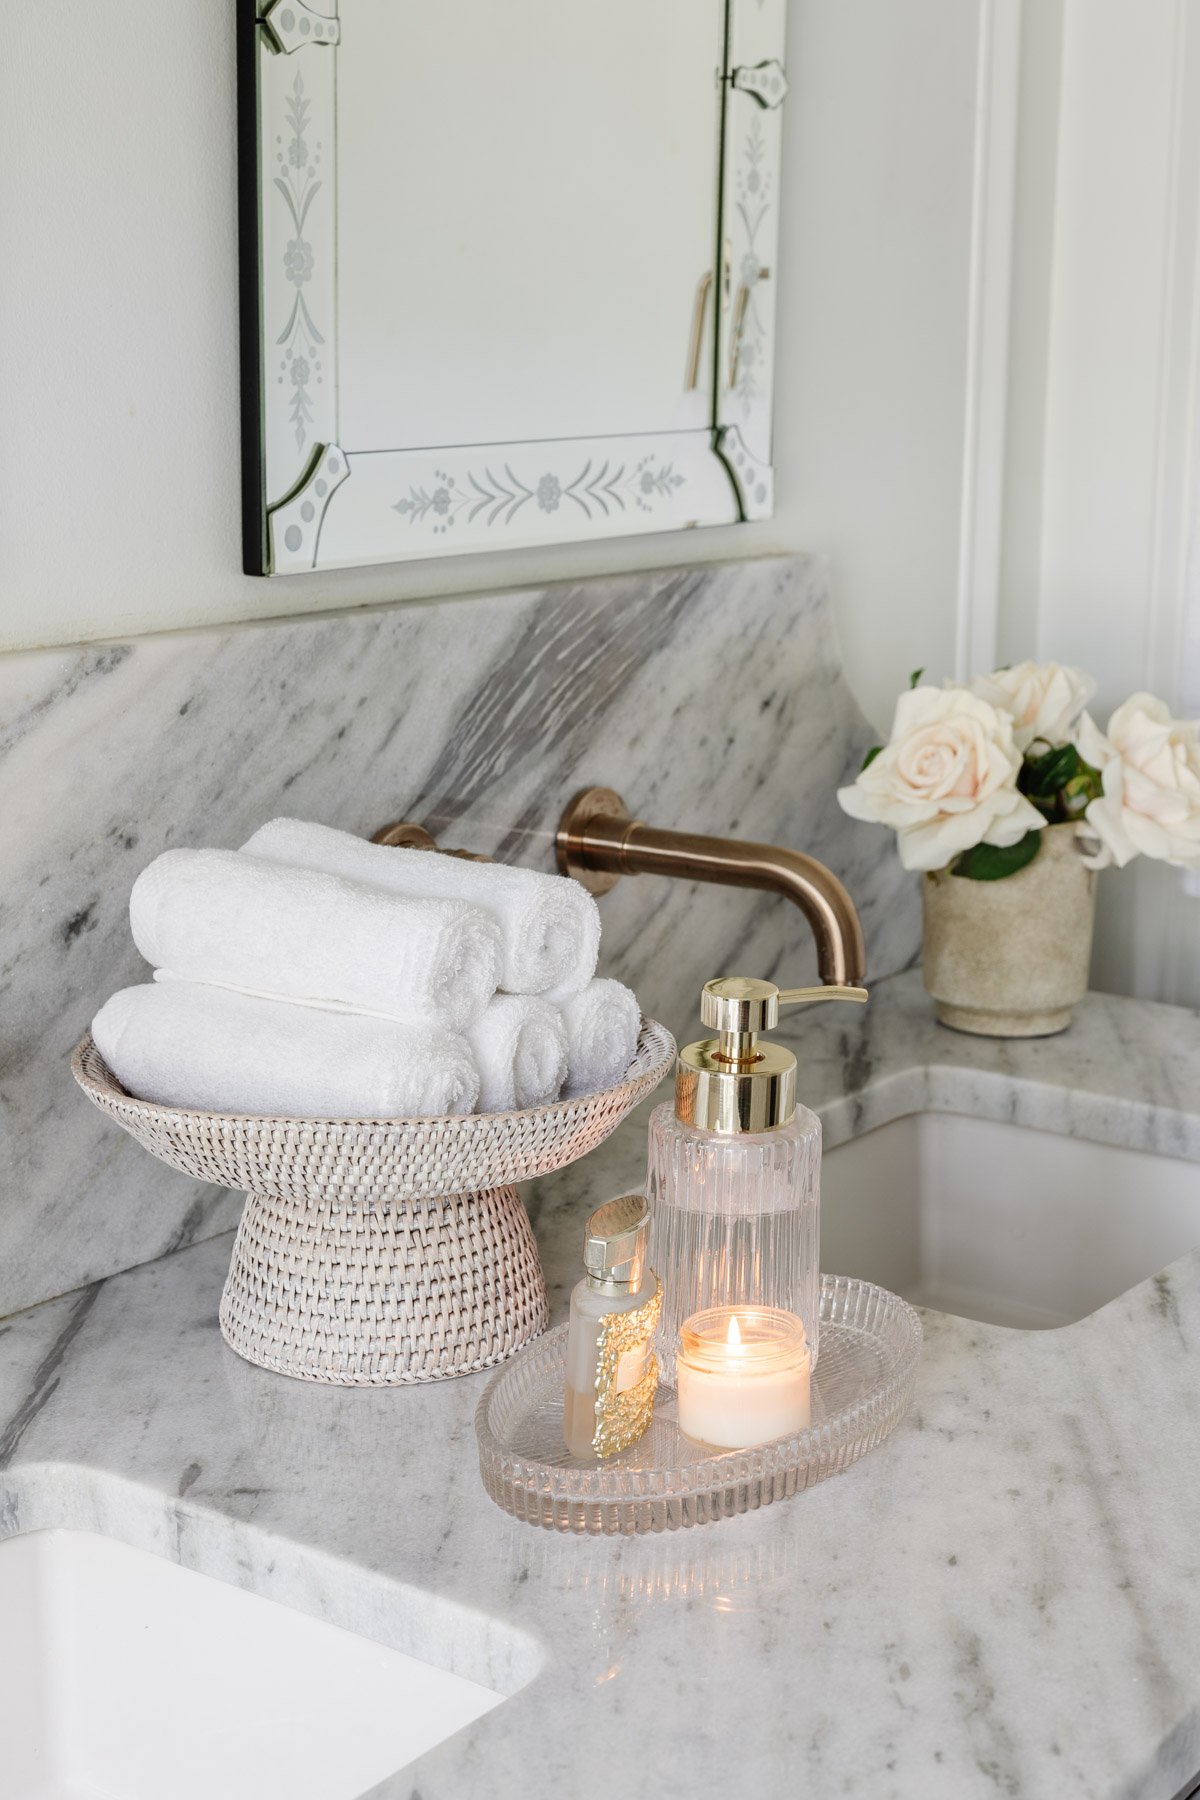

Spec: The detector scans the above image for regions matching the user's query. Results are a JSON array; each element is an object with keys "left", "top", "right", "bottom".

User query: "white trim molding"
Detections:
[
  {"left": 954, "top": 0, "right": 1023, "bottom": 683},
  {"left": 1145, "top": 0, "right": 1200, "bottom": 996}
]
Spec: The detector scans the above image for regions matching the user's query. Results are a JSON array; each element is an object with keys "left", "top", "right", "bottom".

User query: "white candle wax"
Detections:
[{"left": 676, "top": 1308, "right": 810, "bottom": 1450}]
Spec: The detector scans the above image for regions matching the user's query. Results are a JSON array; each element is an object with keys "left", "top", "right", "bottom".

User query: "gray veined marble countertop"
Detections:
[{"left": 2, "top": 967, "right": 1200, "bottom": 1800}]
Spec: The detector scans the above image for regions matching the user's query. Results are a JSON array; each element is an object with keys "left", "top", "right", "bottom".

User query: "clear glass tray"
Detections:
[{"left": 475, "top": 1275, "right": 922, "bottom": 1534}]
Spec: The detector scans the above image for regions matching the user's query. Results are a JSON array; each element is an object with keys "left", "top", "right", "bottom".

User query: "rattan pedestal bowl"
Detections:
[{"left": 72, "top": 1019, "right": 675, "bottom": 1387}]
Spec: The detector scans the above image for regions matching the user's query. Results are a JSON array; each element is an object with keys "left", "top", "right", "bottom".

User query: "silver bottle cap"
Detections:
[{"left": 584, "top": 1194, "right": 648, "bottom": 1290}]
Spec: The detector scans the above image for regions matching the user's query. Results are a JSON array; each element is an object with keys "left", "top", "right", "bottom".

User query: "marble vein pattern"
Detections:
[
  {"left": 1, "top": 981, "right": 1199, "bottom": 1798},
  {"left": 0, "top": 554, "right": 918, "bottom": 1316}
]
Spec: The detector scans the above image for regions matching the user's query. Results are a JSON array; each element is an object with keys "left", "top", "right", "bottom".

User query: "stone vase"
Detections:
[{"left": 922, "top": 822, "right": 1097, "bottom": 1037}]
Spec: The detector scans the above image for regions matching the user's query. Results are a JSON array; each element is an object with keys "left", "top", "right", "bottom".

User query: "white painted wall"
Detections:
[
  {"left": 778, "top": 0, "right": 978, "bottom": 727},
  {"left": 999, "top": 0, "right": 1200, "bottom": 1003},
  {"left": 0, "top": 0, "right": 978, "bottom": 733},
  {"left": 1029, "top": 1, "right": 1188, "bottom": 706}
]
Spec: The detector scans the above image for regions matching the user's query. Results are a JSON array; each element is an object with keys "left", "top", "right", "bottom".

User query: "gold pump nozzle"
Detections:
[{"left": 677, "top": 976, "right": 868, "bottom": 1135}]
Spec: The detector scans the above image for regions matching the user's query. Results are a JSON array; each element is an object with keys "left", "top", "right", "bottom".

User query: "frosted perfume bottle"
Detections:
[
  {"left": 647, "top": 976, "right": 868, "bottom": 1383},
  {"left": 563, "top": 1195, "right": 661, "bottom": 1460}
]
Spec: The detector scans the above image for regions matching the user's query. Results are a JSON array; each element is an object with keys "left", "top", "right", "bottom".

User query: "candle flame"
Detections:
[{"left": 726, "top": 1314, "right": 743, "bottom": 1351}]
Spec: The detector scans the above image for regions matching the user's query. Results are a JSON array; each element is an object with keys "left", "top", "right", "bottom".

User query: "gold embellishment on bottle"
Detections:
[{"left": 592, "top": 1278, "right": 662, "bottom": 1458}]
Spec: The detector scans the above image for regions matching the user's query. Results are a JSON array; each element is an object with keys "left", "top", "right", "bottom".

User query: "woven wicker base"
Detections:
[
  {"left": 72, "top": 1020, "right": 674, "bottom": 1388},
  {"left": 220, "top": 1182, "right": 548, "bottom": 1385}
]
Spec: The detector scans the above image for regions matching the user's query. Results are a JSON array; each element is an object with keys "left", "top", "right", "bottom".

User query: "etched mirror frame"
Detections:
[{"left": 238, "top": 1, "right": 787, "bottom": 576}]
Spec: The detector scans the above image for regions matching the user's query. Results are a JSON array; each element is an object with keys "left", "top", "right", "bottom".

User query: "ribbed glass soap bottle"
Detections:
[{"left": 647, "top": 976, "right": 867, "bottom": 1384}]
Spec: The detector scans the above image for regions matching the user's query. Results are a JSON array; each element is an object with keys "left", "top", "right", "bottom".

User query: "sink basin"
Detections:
[
  {"left": 0, "top": 1529, "right": 505, "bottom": 1800},
  {"left": 821, "top": 1113, "right": 1199, "bottom": 1329}
]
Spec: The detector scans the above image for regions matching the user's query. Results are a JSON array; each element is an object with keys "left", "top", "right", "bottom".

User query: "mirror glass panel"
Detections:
[{"left": 337, "top": 0, "right": 726, "bottom": 449}]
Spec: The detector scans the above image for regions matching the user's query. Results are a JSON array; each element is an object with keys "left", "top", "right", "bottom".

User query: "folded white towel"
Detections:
[
  {"left": 91, "top": 982, "right": 480, "bottom": 1119},
  {"left": 130, "top": 848, "right": 501, "bottom": 1033},
  {"left": 548, "top": 977, "right": 641, "bottom": 1095},
  {"left": 467, "top": 994, "right": 569, "bottom": 1113},
  {"left": 241, "top": 817, "right": 601, "bottom": 997}
]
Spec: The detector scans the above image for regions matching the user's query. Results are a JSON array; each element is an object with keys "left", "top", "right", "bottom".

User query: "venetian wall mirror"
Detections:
[{"left": 239, "top": 1, "right": 786, "bottom": 575}]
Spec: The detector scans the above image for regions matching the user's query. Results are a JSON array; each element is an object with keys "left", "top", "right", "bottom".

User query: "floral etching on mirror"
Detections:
[
  {"left": 733, "top": 115, "right": 771, "bottom": 414},
  {"left": 393, "top": 456, "right": 686, "bottom": 535},
  {"left": 273, "top": 72, "right": 325, "bottom": 453}
]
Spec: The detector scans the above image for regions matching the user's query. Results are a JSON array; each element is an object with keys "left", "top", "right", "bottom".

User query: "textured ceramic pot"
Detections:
[{"left": 922, "top": 822, "right": 1097, "bottom": 1037}]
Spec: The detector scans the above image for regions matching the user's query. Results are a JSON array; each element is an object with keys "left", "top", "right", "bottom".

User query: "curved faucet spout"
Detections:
[{"left": 555, "top": 787, "right": 867, "bottom": 988}]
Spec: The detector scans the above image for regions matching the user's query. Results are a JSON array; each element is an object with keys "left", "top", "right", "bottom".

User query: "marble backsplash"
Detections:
[{"left": 0, "top": 554, "right": 919, "bottom": 1316}]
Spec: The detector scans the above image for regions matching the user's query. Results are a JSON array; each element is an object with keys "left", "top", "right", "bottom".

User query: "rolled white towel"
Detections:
[
  {"left": 548, "top": 977, "right": 641, "bottom": 1095},
  {"left": 467, "top": 995, "right": 569, "bottom": 1113},
  {"left": 130, "top": 848, "right": 501, "bottom": 1033},
  {"left": 91, "top": 982, "right": 480, "bottom": 1119},
  {"left": 242, "top": 817, "right": 601, "bottom": 997}
]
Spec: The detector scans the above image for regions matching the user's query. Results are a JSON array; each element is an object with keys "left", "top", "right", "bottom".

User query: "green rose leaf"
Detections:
[
  {"left": 909, "top": 667, "right": 925, "bottom": 689},
  {"left": 1018, "top": 743, "right": 1104, "bottom": 821},
  {"left": 1019, "top": 743, "right": 1081, "bottom": 802},
  {"left": 950, "top": 829, "right": 1043, "bottom": 881},
  {"left": 861, "top": 745, "right": 883, "bottom": 771}
]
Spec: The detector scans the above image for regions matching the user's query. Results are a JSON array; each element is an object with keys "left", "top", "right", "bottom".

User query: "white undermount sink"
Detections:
[
  {"left": 0, "top": 1529, "right": 505, "bottom": 1800},
  {"left": 821, "top": 1112, "right": 1199, "bottom": 1329}
]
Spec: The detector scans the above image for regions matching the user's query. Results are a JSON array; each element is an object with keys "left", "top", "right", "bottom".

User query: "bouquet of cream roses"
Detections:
[{"left": 838, "top": 662, "right": 1200, "bottom": 878}]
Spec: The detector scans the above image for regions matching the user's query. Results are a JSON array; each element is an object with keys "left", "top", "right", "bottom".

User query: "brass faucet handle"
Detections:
[
  {"left": 777, "top": 984, "right": 869, "bottom": 1008},
  {"left": 371, "top": 820, "right": 493, "bottom": 863}
]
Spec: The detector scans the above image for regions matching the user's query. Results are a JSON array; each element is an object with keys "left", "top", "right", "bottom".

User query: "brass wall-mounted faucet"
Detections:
[
  {"left": 375, "top": 786, "right": 866, "bottom": 990},
  {"left": 555, "top": 788, "right": 865, "bottom": 989}
]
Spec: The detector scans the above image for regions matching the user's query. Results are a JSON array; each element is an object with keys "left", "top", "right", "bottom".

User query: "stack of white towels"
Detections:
[{"left": 90, "top": 818, "right": 642, "bottom": 1120}]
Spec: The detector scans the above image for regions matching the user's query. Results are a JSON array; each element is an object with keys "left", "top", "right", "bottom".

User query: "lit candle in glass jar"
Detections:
[{"left": 676, "top": 1307, "right": 810, "bottom": 1450}]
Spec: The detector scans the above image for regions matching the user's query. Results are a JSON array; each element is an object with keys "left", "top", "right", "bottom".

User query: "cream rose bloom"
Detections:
[
  {"left": 969, "top": 660, "right": 1095, "bottom": 750},
  {"left": 838, "top": 687, "right": 1045, "bottom": 872},
  {"left": 1077, "top": 695, "right": 1200, "bottom": 869}
]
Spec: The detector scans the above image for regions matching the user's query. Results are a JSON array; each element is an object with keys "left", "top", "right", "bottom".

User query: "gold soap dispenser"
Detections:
[{"left": 647, "top": 976, "right": 867, "bottom": 1383}]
